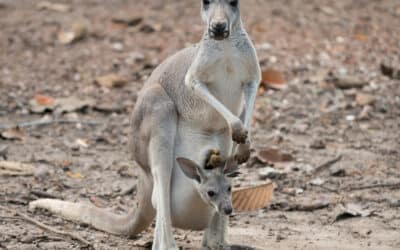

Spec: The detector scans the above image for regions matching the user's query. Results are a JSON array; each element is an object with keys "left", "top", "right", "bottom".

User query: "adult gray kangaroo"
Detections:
[{"left": 30, "top": 0, "right": 261, "bottom": 249}]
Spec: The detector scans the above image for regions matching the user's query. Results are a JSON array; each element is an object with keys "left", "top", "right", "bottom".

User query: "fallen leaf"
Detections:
[
  {"left": 66, "top": 171, "right": 84, "bottom": 179},
  {"left": 271, "top": 198, "right": 330, "bottom": 212},
  {"left": 35, "top": 94, "right": 54, "bottom": 106},
  {"left": 334, "top": 203, "right": 375, "bottom": 222},
  {"left": 232, "top": 182, "right": 274, "bottom": 212},
  {"left": 54, "top": 96, "right": 95, "bottom": 113},
  {"left": 58, "top": 22, "right": 87, "bottom": 45},
  {"left": 256, "top": 147, "right": 294, "bottom": 163},
  {"left": 261, "top": 69, "right": 286, "bottom": 90},
  {"left": 133, "top": 239, "right": 152, "bottom": 248},
  {"left": 334, "top": 76, "right": 368, "bottom": 89},
  {"left": 95, "top": 74, "right": 128, "bottom": 88},
  {"left": 29, "top": 95, "right": 57, "bottom": 113},
  {"left": 37, "top": 1, "right": 71, "bottom": 12},
  {"left": 353, "top": 33, "right": 369, "bottom": 42},
  {"left": 1, "top": 127, "right": 25, "bottom": 140},
  {"left": 259, "top": 167, "right": 287, "bottom": 180},
  {"left": 111, "top": 13, "right": 143, "bottom": 26},
  {"left": 355, "top": 93, "right": 375, "bottom": 106},
  {"left": 0, "top": 161, "right": 35, "bottom": 176},
  {"left": 75, "top": 138, "right": 89, "bottom": 148},
  {"left": 310, "top": 178, "right": 325, "bottom": 186}
]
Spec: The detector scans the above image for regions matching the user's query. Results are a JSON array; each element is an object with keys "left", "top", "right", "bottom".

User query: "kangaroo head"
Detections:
[
  {"left": 201, "top": 0, "right": 241, "bottom": 40},
  {"left": 176, "top": 157, "right": 238, "bottom": 215}
]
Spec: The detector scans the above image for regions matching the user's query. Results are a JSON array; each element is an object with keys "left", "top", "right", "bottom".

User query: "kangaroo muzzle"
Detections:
[{"left": 209, "top": 21, "right": 229, "bottom": 40}]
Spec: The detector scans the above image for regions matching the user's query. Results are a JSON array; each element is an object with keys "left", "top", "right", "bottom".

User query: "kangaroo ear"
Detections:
[
  {"left": 176, "top": 157, "right": 203, "bottom": 183},
  {"left": 224, "top": 157, "right": 240, "bottom": 177}
]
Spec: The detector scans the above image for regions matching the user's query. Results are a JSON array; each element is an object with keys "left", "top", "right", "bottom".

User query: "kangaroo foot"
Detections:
[{"left": 205, "top": 149, "right": 225, "bottom": 169}]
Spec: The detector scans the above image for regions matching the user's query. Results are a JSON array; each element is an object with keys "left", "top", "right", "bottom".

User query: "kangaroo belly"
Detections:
[
  {"left": 170, "top": 170, "right": 213, "bottom": 230},
  {"left": 169, "top": 122, "right": 231, "bottom": 230}
]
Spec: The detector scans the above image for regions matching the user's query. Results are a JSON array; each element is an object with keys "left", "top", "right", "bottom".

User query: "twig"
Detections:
[
  {"left": 344, "top": 182, "right": 400, "bottom": 191},
  {"left": 0, "top": 206, "right": 92, "bottom": 248},
  {"left": 313, "top": 154, "right": 342, "bottom": 175},
  {"left": 0, "top": 170, "right": 33, "bottom": 176},
  {"left": 30, "top": 190, "right": 64, "bottom": 200},
  {"left": 0, "top": 119, "right": 101, "bottom": 130}
]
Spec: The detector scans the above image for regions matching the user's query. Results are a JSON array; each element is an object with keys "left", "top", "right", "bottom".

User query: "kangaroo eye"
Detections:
[
  {"left": 230, "top": 0, "right": 238, "bottom": 7},
  {"left": 227, "top": 186, "right": 232, "bottom": 193},
  {"left": 207, "top": 191, "right": 216, "bottom": 197}
]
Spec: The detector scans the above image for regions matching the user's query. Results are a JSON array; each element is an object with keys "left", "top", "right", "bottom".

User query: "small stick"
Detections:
[
  {"left": 0, "top": 119, "right": 101, "bottom": 130},
  {"left": 313, "top": 154, "right": 342, "bottom": 175},
  {"left": 0, "top": 170, "right": 34, "bottom": 176},
  {"left": 0, "top": 206, "right": 92, "bottom": 248},
  {"left": 30, "top": 190, "right": 64, "bottom": 200},
  {"left": 344, "top": 182, "right": 400, "bottom": 191}
]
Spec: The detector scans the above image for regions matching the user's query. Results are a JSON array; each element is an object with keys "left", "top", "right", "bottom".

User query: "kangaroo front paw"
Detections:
[
  {"left": 234, "top": 143, "right": 251, "bottom": 164},
  {"left": 231, "top": 121, "right": 248, "bottom": 144},
  {"left": 205, "top": 149, "right": 225, "bottom": 169}
]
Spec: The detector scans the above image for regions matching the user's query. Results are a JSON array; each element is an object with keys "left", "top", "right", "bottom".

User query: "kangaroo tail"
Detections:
[{"left": 29, "top": 171, "right": 155, "bottom": 236}]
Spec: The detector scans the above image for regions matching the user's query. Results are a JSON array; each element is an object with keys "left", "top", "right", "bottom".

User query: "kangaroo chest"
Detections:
[{"left": 182, "top": 43, "right": 252, "bottom": 131}]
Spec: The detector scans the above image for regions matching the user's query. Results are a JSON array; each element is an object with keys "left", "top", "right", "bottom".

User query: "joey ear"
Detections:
[
  {"left": 176, "top": 157, "right": 203, "bottom": 183},
  {"left": 224, "top": 157, "right": 240, "bottom": 177}
]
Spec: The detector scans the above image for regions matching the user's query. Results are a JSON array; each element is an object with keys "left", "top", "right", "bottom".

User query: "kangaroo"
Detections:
[{"left": 30, "top": 0, "right": 261, "bottom": 249}]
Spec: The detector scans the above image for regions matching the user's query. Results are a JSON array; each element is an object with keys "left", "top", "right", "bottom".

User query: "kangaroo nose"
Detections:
[
  {"left": 212, "top": 22, "right": 227, "bottom": 33},
  {"left": 224, "top": 206, "right": 233, "bottom": 215}
]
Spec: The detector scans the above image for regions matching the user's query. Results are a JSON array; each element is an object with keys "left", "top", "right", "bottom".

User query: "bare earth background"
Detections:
[{"left": 1, "top": 0, "right": 400, "bottom": 249}]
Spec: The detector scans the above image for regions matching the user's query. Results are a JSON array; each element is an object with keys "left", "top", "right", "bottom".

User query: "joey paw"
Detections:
[{"left": 205, "top": 149, "right": 225, "bottom": 169}]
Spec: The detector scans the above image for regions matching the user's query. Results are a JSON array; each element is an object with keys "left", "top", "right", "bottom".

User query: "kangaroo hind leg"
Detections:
[{"left": 145, "top": 85, "right": 179, "bottom": 250}]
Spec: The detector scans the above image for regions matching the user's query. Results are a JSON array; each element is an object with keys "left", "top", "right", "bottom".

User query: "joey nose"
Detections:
[{"left": 224, "top": 206, "right": 233, "bottom": 215}]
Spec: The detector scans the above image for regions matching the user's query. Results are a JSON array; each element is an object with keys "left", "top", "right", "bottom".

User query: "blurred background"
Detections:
[{"left": 0, "top": 0, "right": 399, "bottom": 249}]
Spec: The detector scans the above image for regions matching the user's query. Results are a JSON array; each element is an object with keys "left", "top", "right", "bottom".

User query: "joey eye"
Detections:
[
  {"left": 227, "top": 186, "right": 232, "bottom": 193},
  {"left": 203, "top": 0, "right": 210, "bottom": 5},
  {"left": 207, "top": 191, "right": 216, "bottom": 197},
  {"left": 230, "top": 0, "right": 238, "bottom": 7}
]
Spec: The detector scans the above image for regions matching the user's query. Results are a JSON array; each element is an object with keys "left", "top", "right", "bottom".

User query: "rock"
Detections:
[
  {"left": 380, "top": 62, "right": 400, "bottom": 80},
  {"left": 330, "top": 167, "right": 346, "bottom": 177},
  {"left": 358, "top": 106, "right": 372, "bottom": 120},
  {"left": 310, "top": 139, "right": 326, "bottom": 149},
  {"left": 259, "top": 167, "right": 286, "bottom": 180},
  {"left": 334, "top": 76, "right": 368, "bottom": 89},
  {"left": 37, "top": 2, "right": 71, "bottom": 12},
  {"left": 310, "top": 178, "right": 325, "bottom": 186},
  {"left": 355, "top": 93, "right": 375, "bottom": 106}
]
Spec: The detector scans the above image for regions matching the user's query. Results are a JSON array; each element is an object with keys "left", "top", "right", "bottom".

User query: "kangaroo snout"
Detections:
[
  {"left": 223, "top": 206, "right": 233, "bottom": 215},
  {"left": 209, "top": 21, "right": 229, "bottom": 40}
]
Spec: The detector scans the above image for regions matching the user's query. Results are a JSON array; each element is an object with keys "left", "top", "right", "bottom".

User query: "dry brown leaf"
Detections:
[
  {"left": 95, "top": 74, "right": 128, "bottom": 88},
  {"left": 66, "top": 171, "right": 84, "bottom": 179},
  {"left": 1, "top": 127, "right": 25, "bottom": 140},
  {"left": 111, "top": 13, "right": 143, "bottom": 26},
  {"left": 37, "top": 2, "right": 71, "bottom": 12},
  {"left": 256, "top": 147, "right": 294, "bottom": 163},
  {"left": 355, "top": 93, "right": 375, "bottom": 106},
  {"left": 35, "top": 94, "right": 54, "bottom": 106},
  {"left": 58, "top": 22, "right": 87, "bottom": 45},
  {"left": 261, "top": 68, "right": 286, "bottom": 90},
  {"left": 232, "top": 182, "right": 274, "bottom": 212}
]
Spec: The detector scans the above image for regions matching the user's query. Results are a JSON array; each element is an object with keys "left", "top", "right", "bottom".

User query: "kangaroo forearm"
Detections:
[{"left": 191, "top": 80, "right": 240, "bottom": 126}]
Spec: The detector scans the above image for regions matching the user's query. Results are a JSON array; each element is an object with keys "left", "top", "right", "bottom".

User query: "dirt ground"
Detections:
[{"left": 1, "top": 0, "right": 400, "bottom": 249}]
